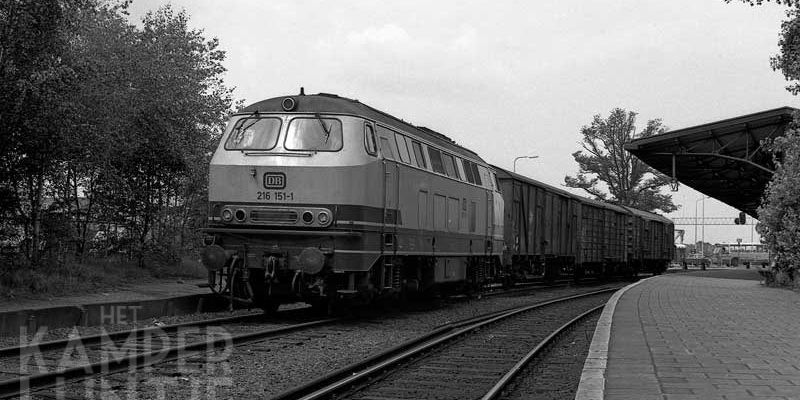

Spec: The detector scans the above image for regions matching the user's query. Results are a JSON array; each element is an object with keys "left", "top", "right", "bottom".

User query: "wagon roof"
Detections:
[
  {"left": 617, "top": 205, "right": 673, "bottom": 224},
  {"left": 493, "top": 165, "right": 673, "bottom": 222},
  {"left": 493, "top": 166, "right": 578, "bottom": 199},
  {"left": 241, "top": 92, "right": 484, "bottom": 162}
]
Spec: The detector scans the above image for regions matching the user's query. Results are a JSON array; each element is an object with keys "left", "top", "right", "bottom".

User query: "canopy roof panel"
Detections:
[{"left": 624, "top": 107, "right": 796, "bottom": 218}]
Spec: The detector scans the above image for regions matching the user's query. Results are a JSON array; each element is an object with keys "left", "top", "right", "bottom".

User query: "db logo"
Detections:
[{"left": 263, "top": 172, "right": 286, "bottom": 189}]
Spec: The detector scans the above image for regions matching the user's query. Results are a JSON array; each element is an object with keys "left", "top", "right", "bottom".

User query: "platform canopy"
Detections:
[{"left": 624, "top": 107, "right": 797, "bottom": 218}]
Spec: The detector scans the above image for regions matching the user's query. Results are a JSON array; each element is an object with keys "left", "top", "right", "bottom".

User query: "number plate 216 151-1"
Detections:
[{"left": 257, "top": 191, "right": 294, "bottom": 201}]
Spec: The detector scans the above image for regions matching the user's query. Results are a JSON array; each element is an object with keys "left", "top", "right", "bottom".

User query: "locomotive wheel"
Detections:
[
  {"left": 309, "top": 298, "right": 337, "bottom": 316},
  {"left": 246, "top": 268, "right": 281, "bottom": 314},
  {"left": 259, "top": 299, "right": 280, "bottom": 314}
]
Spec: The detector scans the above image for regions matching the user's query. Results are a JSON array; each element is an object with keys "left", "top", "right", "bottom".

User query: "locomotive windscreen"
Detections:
[
  {"left": 284, "top": 117, "right": 343, "bottom": 151},
  {"left": 225, "top": 117, "right": 282, "bottom": 150}
]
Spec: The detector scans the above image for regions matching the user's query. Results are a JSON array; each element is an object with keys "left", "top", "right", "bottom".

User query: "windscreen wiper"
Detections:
[
  {"left": 314, "top": 112, "right": 331, "bottom": 144},
  {"left": 238, "top": 117, "right": 260, "bottom": 133},
  {"left": 231, "top": 117, "right": 260, "bottom": 146}
]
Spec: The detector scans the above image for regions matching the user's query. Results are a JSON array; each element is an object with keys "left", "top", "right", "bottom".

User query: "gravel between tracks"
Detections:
[
  {"left": 42, "top": 283, "right": 622, "bottom": 399},
  {"left": 502, "top": 309, "right": 600, "bottom": 400}
]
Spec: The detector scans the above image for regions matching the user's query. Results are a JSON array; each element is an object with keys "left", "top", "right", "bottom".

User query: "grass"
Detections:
[{"left": 0, "top": 253, "right": 207, "bottom": 299}]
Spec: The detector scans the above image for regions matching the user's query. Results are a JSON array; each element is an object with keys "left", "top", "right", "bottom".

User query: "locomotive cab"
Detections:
[{"left": 202, "top": 95, "right": 386, "bottom": 311}]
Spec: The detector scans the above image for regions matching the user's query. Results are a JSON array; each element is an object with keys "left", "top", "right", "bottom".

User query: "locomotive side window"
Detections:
[
  {"left": 377, "top": 126, "right": 399, "bottom": 160},
  {"left": 442, "top": 153, "right": 461, "bottom": 180},
  {"left": 462, "top": 160, "right": 476, "bottom": 184},
  {"left": 455, "top": 158, "right": 468, "bottom": 180},
  {"left": 471, "top": 163, "right": 482, "bottom": 186},
  {"left": 224, "top": 117, "right": 282, "bottom": 150},
  {"left": 394, "top": 133, "right": 411, "bottom": 164},
  {"left": 364, "top": 123, "right": 377, "bottom": 156},
  {"left": 411, "top": 141, "right": 427, "bottom": 169},
  {"left": 379, "top": 137, "right": 396, "bottom": 160},
  {"left": 404, "top": 137, "right": 419, "bottom": 167},
  {"left": 285, "top": 117, "right": 343, "bottom": 151},
  {"left": 428, "top": 148, "right": 446, "bottom": 174},
  {"left": 478, "top": 165, "right": 497, "bottom": 189}
]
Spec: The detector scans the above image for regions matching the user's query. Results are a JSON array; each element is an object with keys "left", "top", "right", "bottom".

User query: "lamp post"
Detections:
[
  {"left": 513, "top": 155, "right": 539, "bottom": 172},
  {"left": 695, "top": 195, "right": 708, "bottom": 269}
]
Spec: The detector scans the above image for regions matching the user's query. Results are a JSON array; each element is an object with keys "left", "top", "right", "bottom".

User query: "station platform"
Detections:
[
  {"left": 577, "top": 269, "right": 800, "bottom": 400},
  {"left": 0, "top": 278, "right": 214, "bottom": 336}
]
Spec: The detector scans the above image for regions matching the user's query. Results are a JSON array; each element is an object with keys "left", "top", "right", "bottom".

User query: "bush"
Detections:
[
  {"left": 0, "top": 250, "right": 205, "bottom": 299},
  {"left": 757, "top": 113, "right": 800, "bottom": 284}
]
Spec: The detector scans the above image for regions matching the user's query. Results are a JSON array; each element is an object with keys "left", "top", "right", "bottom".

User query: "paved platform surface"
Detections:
[
  {"left": 604, "top": 271, "right": 800, "bottom": 400},
  {"left": 0, "top": 278, "right": 207, "bottom": 314}
]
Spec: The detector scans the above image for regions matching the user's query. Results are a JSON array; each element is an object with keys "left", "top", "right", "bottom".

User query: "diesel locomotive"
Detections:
[{"left": 199, "top": 91, "right": 673, "bottom": 311}]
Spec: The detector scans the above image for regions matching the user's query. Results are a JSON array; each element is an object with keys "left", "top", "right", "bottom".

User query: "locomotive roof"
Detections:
[
  {"left": 241, "top": 92, "right": 484, "bottom": 162},
  {"left": 493, "top": 166, "right": 672, "bottom": 222}
]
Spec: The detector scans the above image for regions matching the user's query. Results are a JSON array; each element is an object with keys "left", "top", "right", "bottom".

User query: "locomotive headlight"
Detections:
[
  {"left": 317, "top": 211, "right": 330, "bottom": 225},
  {"left": 221, "top": 208, "right": 233, "bottom": 222},
  {"left": 235, "top": 209, "right": 247, "bottom": 222},
  {"left": 302, "top": 211, "right": 314, "bottom": 224}
]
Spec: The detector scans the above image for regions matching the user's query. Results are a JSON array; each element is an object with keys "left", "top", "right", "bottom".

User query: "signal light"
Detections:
[
  {"left": 234, "top": 209, "right": 246, "bottom": 222},
  {"left": 317, "top": 211, "right": 330, "bottom": 225},
  {"left": 222, "top": 208, "right": 233, "bottom": 222}
]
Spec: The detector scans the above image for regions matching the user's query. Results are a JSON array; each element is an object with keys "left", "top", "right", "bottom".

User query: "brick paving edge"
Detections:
[{"left": 573, "top": 277, "right": 654, "bottom": 400}]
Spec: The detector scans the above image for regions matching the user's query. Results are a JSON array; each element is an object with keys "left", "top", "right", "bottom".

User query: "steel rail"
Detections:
[
  {"left": 0, "top": 317, "right": 339, "bottom": 399},
  {"left": 272, "top": 287, "right": 619, "bottom": 400},
  {"left": 0, "top": 311, "right": 267, "bottom": 358},
  {"left": 480, "top": 304, "right": 605, "bottom": 400},
  {"left": 481, "top": 277, "right": 612, "bottom": 298}
]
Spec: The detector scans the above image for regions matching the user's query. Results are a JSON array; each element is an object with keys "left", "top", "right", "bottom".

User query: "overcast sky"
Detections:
[{"left": 127, "top": 0, "right": 797, "bottom": 245}]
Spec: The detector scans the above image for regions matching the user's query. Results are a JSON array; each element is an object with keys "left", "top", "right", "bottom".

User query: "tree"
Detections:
[
  {"left": 565, "top": 108, "right": 678, "bottom": 214},
  {"left": 47, "top": 2, "right": 136, "bottom": 259},
  {"left": 727, "top": 1, "right": 800, "bottom": 274},
  {"left": 727, "top": 1, "right": 800, "bottom": 93},
  {"left": 0, "top": 1, "right": 234, "bottom": 270},
  {"left": 0, "top": 0, "right": 88, "bottom": 262},
  {"left": 756, "top": 119, "right": 800, "bottom": 270},
  {"left": 89, "top": 5, "right": 233, "bottom": 266}
]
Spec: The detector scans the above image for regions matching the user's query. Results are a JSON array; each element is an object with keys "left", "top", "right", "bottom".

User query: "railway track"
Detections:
[
  {"left": 272, "top": 288, "right": 616, "bottom": 400},
  {"left": 0, "top": 309, "right": 339, "bottom": 399},
  {"left": 1, "top": 283, "right": 623, "bottom": 398}
]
